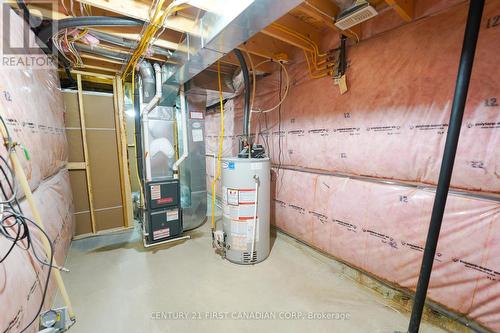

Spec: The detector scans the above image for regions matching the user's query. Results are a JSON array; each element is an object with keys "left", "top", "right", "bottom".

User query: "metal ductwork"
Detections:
[
  {"left": 160, "top": 64, "right": 179, "bottom": 107},
  {"left": 164, "top": 0, "right": 303, "bottom": 85},
  {"left": 138, "top": 61, "right": 156, "bottom": 104}
]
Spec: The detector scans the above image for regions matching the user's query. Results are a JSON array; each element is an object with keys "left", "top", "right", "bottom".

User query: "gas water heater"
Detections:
[{"left": 219, "top": 157, "right": 271, "bottom": 264}]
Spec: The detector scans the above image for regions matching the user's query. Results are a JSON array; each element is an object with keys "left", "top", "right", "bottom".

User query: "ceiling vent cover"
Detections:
[{"left": 334, "top": 0, "right": 378, "bottom": 30}]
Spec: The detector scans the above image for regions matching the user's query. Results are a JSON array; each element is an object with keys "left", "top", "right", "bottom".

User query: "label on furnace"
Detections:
[
  {"left": 190, "top": 111, "right": 204, "bottom": 119},
  {"left": 166, "top": 209, "right": 178, "bottom": 221},
  {"left": 153, "top": 228, "right": 170, "bottom": 240},
  {"left": 151, "top": 185, "right": 161, "bottom": 200},
  {"left": 192, "top": 128, "right": 204, "bottom": 142}
]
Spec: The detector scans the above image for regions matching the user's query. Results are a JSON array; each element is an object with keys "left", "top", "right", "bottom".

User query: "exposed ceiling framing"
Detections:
[{"left": 14, "top": 0, "right": 416, "bottom": 82}]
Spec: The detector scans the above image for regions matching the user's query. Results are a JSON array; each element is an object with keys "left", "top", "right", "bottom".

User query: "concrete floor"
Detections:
[{"left": 60, "top": 221, "right": 446, "bottom": 333}]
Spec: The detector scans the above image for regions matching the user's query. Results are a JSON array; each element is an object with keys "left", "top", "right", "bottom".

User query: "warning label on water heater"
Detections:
[
  {"left": 227, "top": 188, "right": 239, "bottom": 205},
  {"left": 238, "top": 189, "right": 256, "bottom": 204},
  {"left": 230, "top": 218, "right": 259, "bottom": 249},
  {"left": 223, "top": 187, "right": 257, "bottom": 220},
  {"left": 223, "top": 204, "right": 255, "bottom": 220}
]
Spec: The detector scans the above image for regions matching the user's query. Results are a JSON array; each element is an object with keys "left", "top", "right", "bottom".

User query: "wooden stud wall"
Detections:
[{"left": 64, "top": 72, "right": 133, "bottom": 236}]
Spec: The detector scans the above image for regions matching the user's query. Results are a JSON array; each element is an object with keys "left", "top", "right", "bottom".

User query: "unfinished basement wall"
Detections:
[
  {"left": 205, "top": 1, "right": 500, "bottom": 332},
  {"left": 63, "top": 90, "right": 126, "bottom": 235},
  {"left": 0, "top": 7, "right": 74, "bottom": 333}
]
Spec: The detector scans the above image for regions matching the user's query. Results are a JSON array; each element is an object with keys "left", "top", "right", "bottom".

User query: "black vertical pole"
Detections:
[{"left": 408, "top": 1, "right": 485, "bottom": 332}]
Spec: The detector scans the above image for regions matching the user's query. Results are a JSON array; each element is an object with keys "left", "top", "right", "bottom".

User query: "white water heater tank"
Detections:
[{"left": 221, "top": 157, "right": 270, "bottom": 264}]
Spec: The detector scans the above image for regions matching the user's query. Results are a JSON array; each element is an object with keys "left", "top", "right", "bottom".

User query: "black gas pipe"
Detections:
[
  {"left": 407, "top": 0, "right": 485, "bottom": 332},
  {"left": 234, "top": 49, "right": 251, "bottom": 145}
]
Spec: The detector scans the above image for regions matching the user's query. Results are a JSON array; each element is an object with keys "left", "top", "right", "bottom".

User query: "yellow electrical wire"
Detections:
[
  {"left": 303, "top": 50, "right": 330, "bottom": 79},
  {"left": 271, "top": 23, "right": 334, "bottom": 76},
  {"left": 211, "top": 61, "right": 225, "bottom": 230},
  {"left": 121, "top": 3, "right": 189, "bottom": 82},
  {"left": 271, "top": 23, "right": 323, "bottom": 57},
  {"left": 271, "top": 22, "right": 330, "bottom": 70},
  {"left": 119, "top": 0, "right": 190, "bottom": 212}
]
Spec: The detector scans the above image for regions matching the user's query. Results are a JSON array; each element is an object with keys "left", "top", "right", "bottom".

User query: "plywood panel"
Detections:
[
  {"left": 69, "top": 170, "right": 90, "bottom": 211},
  {"left": 75, "top": 212, "right": 93, "bottom": 235},
  {"left": 86, "top": 130, "right": 122, "bottom": 209},
  {"left": 63, "top": 91, "right": 81, "bottom": 128},
  {"left": 83, "top": 93, "right": 115, "bottom": 128},
  {"left": 66, "top": 129, "right": 85, "bottom": 162},
  {"left": 69, "top": 170, "right": 92, "bottom": 235},
  {"left": 95, "top": 207, "right": 124, "bottom": 231},
  {"left": 64, "top": 88, "right": 127, "bottom": 233}
]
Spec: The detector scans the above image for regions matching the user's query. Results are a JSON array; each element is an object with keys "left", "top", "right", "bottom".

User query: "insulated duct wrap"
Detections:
[
  {"left": 205, "top": 1, "right": 500, "bottom": 331},
  {"left": 0, "top": 8, "right": 74, "bottom": 333}
]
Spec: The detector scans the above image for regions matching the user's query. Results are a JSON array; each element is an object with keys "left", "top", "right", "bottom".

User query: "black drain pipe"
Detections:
[
  {"left": 408, "top": 1, "right": 485, "bottom": 332},
  {"left": 234, "top": 49, "right": 251, "bottom": 143}
]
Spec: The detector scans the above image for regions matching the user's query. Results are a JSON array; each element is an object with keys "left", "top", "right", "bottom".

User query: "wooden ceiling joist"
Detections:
[
  {"left": 80, "top": 53, "right": 125, "bottom": 65},
  {"left": 75, "top": 0, "right": 201, "bottom": 35},
  {"left": 25, "top": 4, "right": 183, "bottom": 49},
  {"left": 261, "top": 14, "right": 322, "bottom": 53},
  {"left": 240, "top": 32, "right": 292, "bottom": 63},
  {"left": 273, "top": 14, "right": 321, "bottom": 44},
  {"left": 298, "top": 0, "right": 339, "bottom": 30},
  {"left": 220, "top": 52, "right": 275, "bottom": 74},
  {"left": 384, "top": 0, "right": 415, "bottom": 21},
  {"left": 262, "top": 26, "right": 315, "bottom": 54},
  {"left": 79, "top": 59, "right": 121, "bottom": 73}
]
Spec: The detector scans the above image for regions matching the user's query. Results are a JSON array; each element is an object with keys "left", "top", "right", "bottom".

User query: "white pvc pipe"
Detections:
[
  {"left": 143, "top": 235, "right": 191, "bottom": 248},
  {"left": 172, "top": 84, "right": 188, "bottom": 176},
  {"left": 250, "top": 175, "right": 259, "bottom": 258},
  {"left": 142, "top": 63, "right": 162, "bottom": 181}
]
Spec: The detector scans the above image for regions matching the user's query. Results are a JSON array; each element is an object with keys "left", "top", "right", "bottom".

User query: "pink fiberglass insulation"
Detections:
[
  {"left": 270, "top": 168, "right": 499, "bottom": 331},
  {"left": 0, "top": 169, "right": 75, "bottom": 333},
  {"left": 237, "top": 0, "right": 499, "bottom": 194},
  {"left": 205, "top": 1, "right": 500, "bottom": 331},
  {"left": 0, "top": 7, "right": 73, "bottom": 333},
  {"left": 0, "top": 7, "right": 68, "bottom": 195}
]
